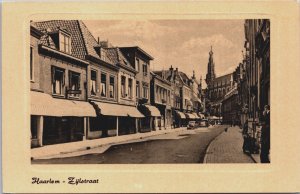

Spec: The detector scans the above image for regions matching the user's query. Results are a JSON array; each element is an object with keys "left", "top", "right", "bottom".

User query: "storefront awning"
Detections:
[
  {"left": 176, "top": 111, "right": 186, "bottom": 119},
  {"left": 143, "top": 105, "right": 161, "bottom": 117},
  {"left": 197, "top": 113, "right": 205, "bottom": 119},
  {"left": 192, "top": 113, "right": 200, "bottom": 119},
  {"left": 31, "top": 91, "right": 96, "bottom": 117},
  {"left": 185, "top": 113, "right": 196, "bottom": 119},
  {"left": 91, "top": 101, "right": 144, "bottom": 118}
]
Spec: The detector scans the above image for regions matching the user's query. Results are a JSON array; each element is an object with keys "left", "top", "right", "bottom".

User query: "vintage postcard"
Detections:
[{"left": 2, "top": 1, "right": 300, "bottom": 193}]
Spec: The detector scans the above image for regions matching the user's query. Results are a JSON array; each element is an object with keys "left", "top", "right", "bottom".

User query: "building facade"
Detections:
[
  {"left": 150, "top": 71, "right": 173, "bottom": 129},
  {"left": 244, "top": 19, "right": 270, "bottom": 127},
  {"left": 205, "top": 47, "right": 234, "bottom": 118},
  {"left": 31, "top": 20, "right": 145, "bottom": 148},
  {"left": 120, "top": 47, "right": 161, "bottom": 132},
  {"left": 30, "top": 21, "right": 96, "bottom": 147}
]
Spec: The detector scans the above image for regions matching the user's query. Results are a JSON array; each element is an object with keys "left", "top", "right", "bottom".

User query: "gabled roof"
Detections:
[
  {"left": 179, "top": 71, "right": 190, "bottom": 85},
  {"left": 32, "top": 20, "right": 115, "bottom": 65},
  {"left": 105, "top": 47, "right": 136, "bottom": 72}
]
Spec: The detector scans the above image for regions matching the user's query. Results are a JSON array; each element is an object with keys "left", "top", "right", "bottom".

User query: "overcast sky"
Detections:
[{"left": 83, "top": 20, "right": 245, "bottom": 87}]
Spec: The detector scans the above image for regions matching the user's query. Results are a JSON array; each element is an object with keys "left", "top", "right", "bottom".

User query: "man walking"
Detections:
[{"left": 260, "top": 105, "right": 270, "bottom": 163}]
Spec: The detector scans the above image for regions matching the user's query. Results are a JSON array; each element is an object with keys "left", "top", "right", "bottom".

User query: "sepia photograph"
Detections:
[{"left": 30, "top": 19, "right": 270, "bottom": 164}]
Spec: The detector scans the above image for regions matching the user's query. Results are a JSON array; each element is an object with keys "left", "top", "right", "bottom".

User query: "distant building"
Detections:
[{"left": 205, "top": 47, "right": 234, "bottom": 117}]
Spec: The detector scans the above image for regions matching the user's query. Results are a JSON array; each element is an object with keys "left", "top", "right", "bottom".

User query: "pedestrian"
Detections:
[
  {"left": 260, "top": 105, "right": 270, "bottom": 163},
  {"left": 242, "top": 119, "right": 249, "bottom": 153}
]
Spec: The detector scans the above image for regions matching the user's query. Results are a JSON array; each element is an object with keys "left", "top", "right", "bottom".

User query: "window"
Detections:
[
  {"left": 90, "top": 70, "right": 97, "bottom": 96},
  {"left": 52, "top": 66, "right": 65, "bottom": 95},
  {"left": 143, "top": 86, "right": 148, "bottom": 99},
  {"left": 59, "top": 32, "right": 71, "bottom": 53},
  {"left": 128, "top": 78, "right": 133, "bottom": 98},
  {"left": 136, "top": 81, "right": 140, "bottom": 98},
  {"left": 121, "top": 76, "right": 126, "bottom": 98},
  {"left": 30, "top": 46, "right": 33, "bottom": 81},
  {"left": 69, "top": 71, "right": 80, "bottom": 97},
  {"left": 136, "top": 58, "right": 140, "bottom": 72},
  {"left": 143, "top": 63, "right": 148, "bottom": 76},
  {"left": 101, "top": 73, "right": 107, "bottom": 97},
  {"left": 109, "top": 76, "right": 115, "bottom": 98},
  {"left": 168, "top": 90, "right": 170, "bottom": 104}
]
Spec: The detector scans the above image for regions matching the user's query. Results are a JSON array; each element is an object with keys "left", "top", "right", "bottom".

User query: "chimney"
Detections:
[
  {"left": 97, "top": 37, "right": 100, "bottom": 44},
  {"left": 100, "top": 41, "right": 108, "bottom": 48}
]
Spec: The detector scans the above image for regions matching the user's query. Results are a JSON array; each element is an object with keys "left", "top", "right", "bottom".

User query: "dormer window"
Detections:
[{"left": 59, "top": 31, "right": 71, "bottom": 53}]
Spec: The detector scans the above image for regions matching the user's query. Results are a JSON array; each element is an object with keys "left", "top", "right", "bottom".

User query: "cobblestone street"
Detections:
[{"left": 205, "top": 126, "right": 254, "bottom": 163}]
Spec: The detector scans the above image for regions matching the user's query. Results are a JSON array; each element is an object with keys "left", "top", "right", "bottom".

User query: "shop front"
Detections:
[
  {"left": 185, "top": 113, "right": 196, "bottom": 123},
  {"left": 175, "top": 110, "right": 186, "bottom": 127},
  {"left": 138, "top": 104, "right": 161, "bottom": 132},
  {"left": 90, "top": 101, "right": 144, "bottom": 137},
  {"left": 30, "top": 91, "right": 96, "bottom": 148}
]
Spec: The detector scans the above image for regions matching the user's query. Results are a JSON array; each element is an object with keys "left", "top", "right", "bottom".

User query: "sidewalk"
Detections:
[
  {"left": 204, "top": 126, "right": 255, "bottom": 163},
  {"left": 31, "top": 127, "right": 186, "bottom": 160}
]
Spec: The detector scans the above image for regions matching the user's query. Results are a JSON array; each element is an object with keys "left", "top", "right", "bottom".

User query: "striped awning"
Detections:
[
  {"left": 31, "top": 91, "right": 96, "bottom": 117},
  {"left": 185, "top": 113, "right": 196, "bottom": 119},
  {"left": 197, "top": 113, "right": 205, "bottom": 119},
  {"left": 91, "top": 101, "right": 144, "bottom": 118},
  {"left": 192, "top": 113, "right": 200, "bottom": 119},
  {"left": 176, "top": 111, "right": 186, "bottom": 119},
  {"left": 143, "top": 105, "right": 161, "bottom": 117}
]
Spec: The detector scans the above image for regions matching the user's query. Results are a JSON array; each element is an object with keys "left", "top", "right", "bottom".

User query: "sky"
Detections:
[{"left": 83, "top": 20, "right": 245, "bottom": 87}]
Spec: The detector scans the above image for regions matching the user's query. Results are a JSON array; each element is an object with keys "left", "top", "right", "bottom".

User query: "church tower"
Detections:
[{"left": 205, "top": 46, "right": 216, "bottom": 88}]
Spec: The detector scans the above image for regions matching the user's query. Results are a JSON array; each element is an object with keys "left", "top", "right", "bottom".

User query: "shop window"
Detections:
[
  {"left": 90, "top": 116, "right": 116, "bottom": 132},
  {"left": 128, "top": 78, "right": 133, "bottom": 98},
  {"left": 30, "top": 46, "right": 34, "bottom": 81},
  {"left": 136, "top": 81, "right": 140, "bottom": 98},
  {"left": 109, "top": 76, "right": 115, "bottom": 98},
  {"left": 90, "top": 70, "right": 97, "bottom": 96},
  {"left": 52, "top": 66, "right": 65, "bottom": 95},
  {"left": 59, "top": 32, "right": 71, "bottom": 53},
  {"left": 69, "top": 71, "right": 80, "bottom": 97},
  {"left": 121, "top": 76, "right": 126, "bottom": 98},
  {"left": 101, "top": 73, "right": 107, "bottom": 97}
]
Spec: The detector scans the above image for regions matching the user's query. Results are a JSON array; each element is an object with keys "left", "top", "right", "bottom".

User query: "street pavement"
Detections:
[
  {"left": 204, "top": 126, "right": 254, "bottom": 163},
  {"left": 32, "top": 125, "right": 227, "bottom": 164}
]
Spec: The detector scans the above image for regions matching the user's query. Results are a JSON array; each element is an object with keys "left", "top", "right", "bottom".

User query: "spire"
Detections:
[{"left": 205, "top": 46, "right": 216, "bottom": 87}]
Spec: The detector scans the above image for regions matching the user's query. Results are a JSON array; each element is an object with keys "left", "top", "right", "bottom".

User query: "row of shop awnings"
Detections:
[
  {"left": 90, "top": 101, "right": 144, "bottom": 118},
  {"left": 31, "top": 91, "right": 160, "bottom": 118},
  {"left": 175, "top": 111, "right": 205, "bottom": 119}
]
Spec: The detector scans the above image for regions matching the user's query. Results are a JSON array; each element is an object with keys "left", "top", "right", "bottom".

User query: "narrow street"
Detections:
[{"left": 32, "top": 125, "right": 227, "bottom": 164}]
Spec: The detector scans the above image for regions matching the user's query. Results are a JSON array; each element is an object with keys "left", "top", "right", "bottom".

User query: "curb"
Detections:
[
  {"left": 32, "top": 127, "right": 186, "bottom": 160},
  {"left": 203, "top": 127, "right": 227, "bottom": 163}
]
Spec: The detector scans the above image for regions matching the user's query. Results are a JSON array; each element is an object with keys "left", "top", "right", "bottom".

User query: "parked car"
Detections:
[
  {"left": 187, "top": 121, "right": 196, "bottom": 129},
  {"left": 200, "top": 119, "right": 209, "bottom": 127}
]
